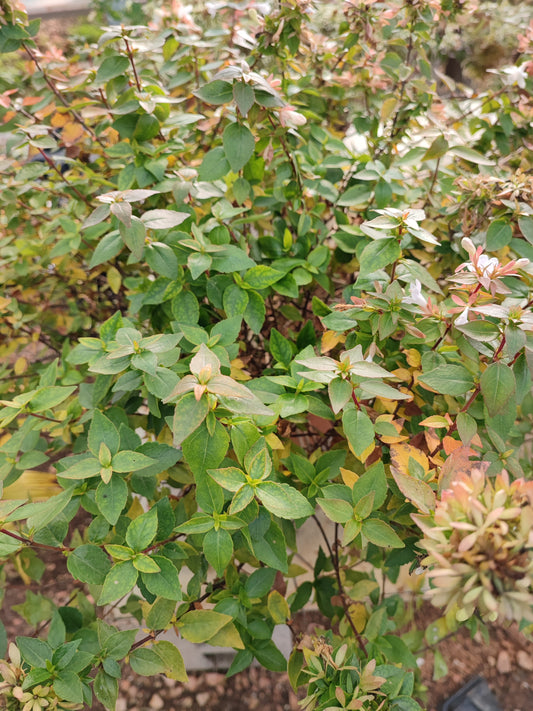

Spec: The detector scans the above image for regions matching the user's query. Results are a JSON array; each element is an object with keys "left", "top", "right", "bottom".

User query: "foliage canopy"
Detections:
[{"left": 0, "top": 0, "right": 533, "bottom": 709}]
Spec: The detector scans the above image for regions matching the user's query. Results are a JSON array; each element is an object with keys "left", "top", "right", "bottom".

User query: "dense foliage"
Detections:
[{"left": 0, "top": 0, "right": 533, "bottom": 708}]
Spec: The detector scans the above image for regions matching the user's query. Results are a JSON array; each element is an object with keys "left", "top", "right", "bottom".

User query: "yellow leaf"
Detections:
[
  {"left": 207, "top": 621, "right": 244, "bottom": 649},
  {"left": 127, "top": 497, "right": 144, "bottom": 519},
  {"left": 265, "top": 432, "right": 284, "bottom": 450},
  {"left": 340, "top": 467, "right": 359, "bottom": 489},
  {"left": 405, "top": 349, "right": 421, "bottom": 368},
  {"left": 268, "top": 589, "right": 290, "bottom": 624},
  {"left": 419, "top": 415, "right": 449, "bottom": 429},
  {"left": 321, "top": 330, "right": 343, "bottom": 353},
  {"left": 4, "top": 470, "right": 60, "bottom": 501},
  {"left": 389, "top": 443, "right": 429, "bottom": 476},
  {"left": 14, "top": 357, "right": 28, "bottom": 375},
  {"left": 230, "top": 358, "right": 251, "bottom": 381},
  {"left": 106, "top": 266, "right": 122, "bottom": 294},
  {"left": 348, "top": 602, "right": 367, "bottom": 633},
  {"left": 380, "top": 96, "right": 398, "bottom": 122}
]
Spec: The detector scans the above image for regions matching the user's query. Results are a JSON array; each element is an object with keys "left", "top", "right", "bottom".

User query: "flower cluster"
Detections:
[
  {"left": 413, "top": 469, "right": 533, "bottom": 623},
  {"left": 450, "top": 237, "right": 529, "bottom": 296},
  {"left": 0, "top": 644, "right": 82, "bottom": 711}
]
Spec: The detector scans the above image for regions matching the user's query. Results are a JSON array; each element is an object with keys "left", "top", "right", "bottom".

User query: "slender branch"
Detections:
[
  {"left": 36, "top": 147, "right": 92, "bottom": 206},
  {"left": 268, "top": 115, "right": 303, "bottom": 192},
  {"left": 332, "top": 524, "right": 368, "bottom": 653},
  {"left": 22, "top": 42, "right": 104, "bottom": 147},
  {"left": 124, "top": 38, "right": 142, "bottom": 91},
  {"left": 0, "top": 528, "right": 72, "bottom": 553}
]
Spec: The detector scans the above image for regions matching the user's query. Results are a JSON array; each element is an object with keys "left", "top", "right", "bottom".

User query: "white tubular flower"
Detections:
[
  {"left": 488, "top": 65, "right": 528, "bottom": 89},
  {"left": 403, "top": 280, "right": 427, "bottom": 309},
  {"left": 278, "top": 105, "right": 307, "bottom": 128}
]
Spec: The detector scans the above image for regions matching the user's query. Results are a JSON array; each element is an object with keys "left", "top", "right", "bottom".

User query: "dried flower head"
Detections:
[{"left": 413, "top": 469, "right": 533, "bottom": 623}]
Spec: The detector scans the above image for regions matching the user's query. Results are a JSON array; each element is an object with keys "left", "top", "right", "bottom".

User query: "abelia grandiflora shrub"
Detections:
[{"left": 0, "top": 0, "right": 533, "bottom": 709}]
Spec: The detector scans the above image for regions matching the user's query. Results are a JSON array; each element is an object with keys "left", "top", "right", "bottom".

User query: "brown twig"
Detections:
[{"left": 22, "top": 42, "right": 104, "bottom": 147}]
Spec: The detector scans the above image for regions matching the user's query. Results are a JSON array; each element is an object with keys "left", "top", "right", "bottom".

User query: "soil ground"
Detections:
[{"left": 2, "top": 548, "right": 532, "bottom": 711}]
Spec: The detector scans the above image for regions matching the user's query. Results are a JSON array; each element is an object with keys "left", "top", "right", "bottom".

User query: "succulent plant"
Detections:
[{"left": 413, "top": 469, "right": 533, "bottom": 623}]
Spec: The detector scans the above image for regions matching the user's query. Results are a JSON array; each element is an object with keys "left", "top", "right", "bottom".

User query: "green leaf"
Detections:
[
  {"left": 90, "top": 231, "right": 123, "bottom": 268},
  {"left": 96, "top": 476, "right": 128, "bottom": 526},
  {"left": 182, "top": 419, "right": 229, "bottom": 477},
  {"left": 245, "top": 568, "right": 277, "bottom": 598},
  {"left": 233, "top": 82, "right": 255, "bottom": 116},
  {"left": 223, "top": 122, "right": 255, "bottom": 172},
  {"left": 352, "top": 461, "right": 387, "bottom": 510},
  {"left": 208, "top": 466, "right": 246, "bottom": 492},
  {"left": 188, "top": 252, "right": 212, "bottom": 279},
  {"left": 16, "top": 637, "right": 52, "bottom": 668},
  {"left": 361, "top": 519, "right": 404, "bottom": 548},
  {"left": 359, "top": 238, "right": 401, "bottom": 275},
  {"left": 328, "top": 378, "right": 352, "bottom": 414},
  {"left": 480, "top": 362, "right": 516, "bottom": 417},
  {"left": 29, "top": 386, "right": 76, "bottom": 412},
  {"left": 98, "top": 560, "right": 138, "bottom": 605},
  {"left": 336, "top": 184, "right": 372, "bottom": 207},
  {"left": 486, "top": 220, "right": 512, "bottom": 251},
  {"left": 203, "top": 527, "right": 233, "bottom": 575},
  {"left": 256, "top": 481, "right": 314, "bottom": 519},
  {"left": 456, "top": 320, "right": 500, "bottom": 342},
  {"left": 342, "top": 407, "right": 375, "bottom": 461},
  {"left": 104, "top": 629, "right": 137, "bottom": 660},
  {"left": 195, "top": 80, "right": 233, "bottom": 104},
  {"left": 54, "top": 671, "right": 83, "bottom": 704},
  {"left": 94, "top": 670, "right": 118, "bottom": 711},
  {"left": 519, "top": 216, "right": 533, "bottom": 245},
  {"left": 419, "top": 364, "right": 474, "bottom": 396},
  {"left": 243, "top": 265, "right": 284, "bottom": 290},
  {"left": 126, "top": 507, "right": 158, "bottom": 551},
  {"left": 67, "top": 544, "right": 111, "bottom": 585},
  {"left": 172, "top": 392, "right": 209, "bottom": 446},
  {"left": 198, "top": 146, "right": 230, "bottom": 181},
  {"left": 178, "top": 610, "right": 233, "bottom": 643},
  {"left": 269, "top": 328, "right": 293, "bottom": 367},
  {"left": 120, "top": 217, "right": 145, "bottom": 260},
  {"left": 111, "top": 450, "right": 155, "bottom": 473},
  {"left": 244, "top": 290, "right": 266, "bottom": 333},
  {"left": 317, "top": 497, "right": 353, "bottom": 524},
  {"left": 96, "top": 55, "right": 130, "bottom": 84},
  {"left": 89, "top": 410, "right": 120, "bottom": 457},
  {"left": 141, "top": 557, "right": 182, "bottom": 601}
]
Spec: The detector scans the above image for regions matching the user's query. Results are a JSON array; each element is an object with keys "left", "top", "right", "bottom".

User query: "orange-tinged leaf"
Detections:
[
  {"left": 22, "top": 95, "right": 44, "bottom": 106},
  {"left": 34, "top": 102, "right": 55, "bottom": 120},
  {"left": 438, "top": 446, "right": 476, "bottom": 492},
  {"left": 51, "top": 111, "right": 69, "bottom": 127},
  {"left": 62, "top": 121, "right": 85, "bottom": 146},
  {"left": 443, "top": 436, "right": 462, "bottom": 455}
]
